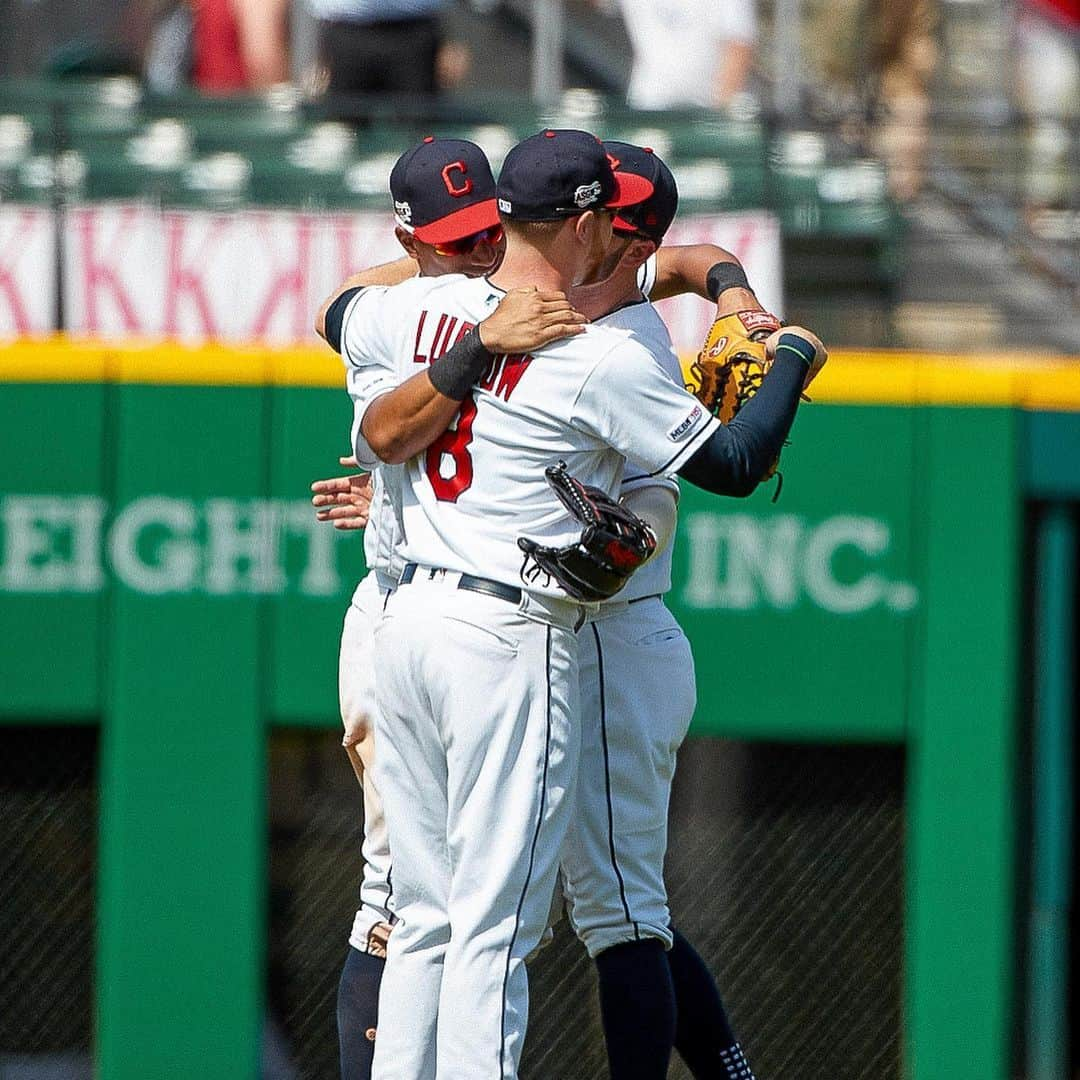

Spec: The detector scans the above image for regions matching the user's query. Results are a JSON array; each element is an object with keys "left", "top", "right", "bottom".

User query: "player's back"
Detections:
[{"left": 344, "top": 274, "right": 635, "bottom": 597}]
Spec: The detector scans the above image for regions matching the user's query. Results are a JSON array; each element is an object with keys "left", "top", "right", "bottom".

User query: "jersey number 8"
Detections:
[{"left": 425, "top": 393, "right": 477, "bottom": 502}]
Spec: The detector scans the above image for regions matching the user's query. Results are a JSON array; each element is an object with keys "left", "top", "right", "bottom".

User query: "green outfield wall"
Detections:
[{"left": 1, "top": 340, "right": 1074, "bottom": 1080}]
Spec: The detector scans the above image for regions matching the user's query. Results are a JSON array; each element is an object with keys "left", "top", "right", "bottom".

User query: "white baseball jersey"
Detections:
[
  {"left": 360, "top": 465, "right": 406, "bottom": 580},
  {"left": 353, "top": 259, "right": 663, "bottom": 598},
  {"left": 595, "top": 295, "right": 683, "bottom": 603},
  {"left": 340, "top": 273, "right": 720, "bottom": 597}
]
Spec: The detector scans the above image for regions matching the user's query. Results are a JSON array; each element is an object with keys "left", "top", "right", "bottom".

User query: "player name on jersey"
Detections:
[{"left": 411, "top": 307, "right": 534, "bottom": 402}]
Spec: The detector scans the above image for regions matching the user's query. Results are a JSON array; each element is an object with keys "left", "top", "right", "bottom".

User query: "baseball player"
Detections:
[
  {"left": 333, "top": 129, "right": 823, "bottom": 1079},
  {"left": 315, "top": 136, "right": 587, "bottom": 1080},
  {"left": 554, "top": 142, "right": 774, "bottom": 1080},
  {"left": 318, "top": 144, "right": 795, "bottom": 1078}
]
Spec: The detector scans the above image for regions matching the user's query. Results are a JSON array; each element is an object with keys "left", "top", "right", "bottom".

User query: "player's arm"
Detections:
[
  {"left": 315, "top": 257, "right": 418, "bottom": 343},
  {"left": 359, "top": 288, "right": 587, "bottom": 465},
  {"left": 649, "top": 244, "right": 760, "bottom": 313},
  {"left": 677, "top": 329, "right": 825, "bottom": 496},
  {"left": 575, "top": 327, "right": 824, "bottom": 499}
]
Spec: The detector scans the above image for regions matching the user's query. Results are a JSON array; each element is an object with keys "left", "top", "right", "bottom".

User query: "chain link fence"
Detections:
[
  {"left": 0, "top": 727, "right": 97, "bottom": 1080},
  {"left": 268, "top": 732, "right": 904, "bottom": 1080}
]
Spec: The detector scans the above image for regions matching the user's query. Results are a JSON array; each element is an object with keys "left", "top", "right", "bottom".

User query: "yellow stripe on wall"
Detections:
[
  {"left": 1, "top": 336, "right": 1079, "bottom": 409},
  {"left": 0, "top": 337, "right": 345, "bottom": 389}
]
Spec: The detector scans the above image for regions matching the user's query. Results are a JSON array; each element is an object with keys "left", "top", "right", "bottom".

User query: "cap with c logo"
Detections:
[{"left": 389, "top": 137, "right": 500, "bottom": 244}]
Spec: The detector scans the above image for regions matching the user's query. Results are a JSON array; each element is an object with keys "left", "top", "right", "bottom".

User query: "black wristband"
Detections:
[
  {"left": 427, "top": 328, "right": 494, "bottom": 401},
  {"left": 705, "top": 262, "right": 752, "bottom": 301}
]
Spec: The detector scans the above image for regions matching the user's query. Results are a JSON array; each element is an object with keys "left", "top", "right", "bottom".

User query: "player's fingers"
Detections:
[
  {"left": 534, "top": 290, "right": 570, "bottom": 304},
  {"left": 312, "top": 491, "right": 358, "bottom": 507},
  {"left": 536, "top": 310, "right": 587, "bottom": 332},
  {"left": 538, "top": 299, "right": 587, "bottom": 320},
  {"left": 339, "top": 455, "right": 359, "bottom": 467},
  {"left": 323, "top": 504, "right": 369, "bottom": 520},
  {"left": 334, "top": 519, "right": 366, "bottom": 531},
  {"left": 311, "top": 476, "right": 353, "bottom": 494},
  {"left": 533, "top": 322, "right": 586, "bottom": 345}
]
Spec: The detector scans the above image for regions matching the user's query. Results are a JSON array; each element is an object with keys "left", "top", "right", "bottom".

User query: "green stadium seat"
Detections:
[
  {"left": 668, "top": 156, "right": 765, "bottom": 212},
  {"left": 171, "top": 152, "right": 253, "bottom": 210}
]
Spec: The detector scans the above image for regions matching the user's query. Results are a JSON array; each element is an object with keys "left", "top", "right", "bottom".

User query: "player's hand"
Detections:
[
  {"left": 311, "top": 458, "right": 374, "bottom": 529},
  {"left": 764, "top": 326, "right": 827, "bottom": 390},
  {"left": 477, "top": 286, "right": 587, "bottom": 354}
]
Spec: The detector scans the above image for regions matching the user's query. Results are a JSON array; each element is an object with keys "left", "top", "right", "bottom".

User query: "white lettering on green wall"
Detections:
[
  {"left": 681, "top": 512, "right": 918, "bottom": 614},
  {"left": 0, "top": 495, "right": 352, "bottom": 597}
]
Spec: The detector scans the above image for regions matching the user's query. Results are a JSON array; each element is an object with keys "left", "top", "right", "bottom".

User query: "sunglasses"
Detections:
[{"left": 433, "top": 224, "right": 504, "bottom": 257}]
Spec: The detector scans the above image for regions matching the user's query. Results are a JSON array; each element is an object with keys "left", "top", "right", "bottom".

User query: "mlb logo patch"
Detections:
[
  {"left": 394, "top": 200, "right": 412, "bottom": 223},
  {"left": 668, "top": 404, "right": 703, "bottom": 442},
  {"left": 498, "top": 198, "right": 512, "bottom": 213}
]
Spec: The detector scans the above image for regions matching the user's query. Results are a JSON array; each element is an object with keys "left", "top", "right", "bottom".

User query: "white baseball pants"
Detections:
[
  {"left": 561, "top": 597, "right": 697, "bottom": 957},
  {"left": 339, "top": 571, "right": 397, "bottom": 955},
  {"left": 370, "top": 571, "right": 583, "bottom": 1080}
]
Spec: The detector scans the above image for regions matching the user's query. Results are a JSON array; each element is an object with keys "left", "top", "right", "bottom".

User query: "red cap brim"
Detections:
[
  {"left": 412, "top": 199, "right": 501, "bottom": 244},
  {"left": 606, "top": 171, "right": 654, "bottom": 209}
]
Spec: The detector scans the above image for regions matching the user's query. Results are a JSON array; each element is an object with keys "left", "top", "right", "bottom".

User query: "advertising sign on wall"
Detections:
[{"left": 0, "top": 203, "right": 782, "bottom": 354}]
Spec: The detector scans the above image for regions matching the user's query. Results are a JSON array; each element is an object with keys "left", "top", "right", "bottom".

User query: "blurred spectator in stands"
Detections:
[
  {"left": 306, "top": 0, "right": 451, "bottom": 96},
  {"left": 192, "top": 0, "right": 290, "bottom": 93},
  {"left": 1013, "top": 0, "right": 1079, "bottom": 215},
  {"left": 803, "top": 0, "right": 938, "bottom": 200},
  {"left": 606, "top": 0, "right": 757, "bottom": 111},
  {"left": 143, "top": 0, "right": 290, "bottom": 94}
]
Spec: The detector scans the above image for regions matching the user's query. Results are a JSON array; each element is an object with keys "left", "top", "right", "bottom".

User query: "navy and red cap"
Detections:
[
  {"left": 603, "top": 142, "right": 679, "bottom": 243},
  {"left": 496, "top": 129, "right": 654, "bottom": 222},
  {"left": 389, "top": 136, "right": 500, "bottom": 245}
]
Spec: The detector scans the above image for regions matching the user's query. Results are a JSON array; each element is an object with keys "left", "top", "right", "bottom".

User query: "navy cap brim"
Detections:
[{"left": 412, "top": 198, "right": 501, "bottom": 244}]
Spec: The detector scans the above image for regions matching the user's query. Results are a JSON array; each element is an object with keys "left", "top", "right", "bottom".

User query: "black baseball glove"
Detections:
[{"left": 518, "top": 462, "right": 657, "bottom": 602}]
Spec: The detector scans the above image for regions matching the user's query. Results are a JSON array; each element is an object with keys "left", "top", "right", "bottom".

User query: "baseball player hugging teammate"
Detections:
[{"left": 314, "top": 132, "right": 826, "bottom": 1080}]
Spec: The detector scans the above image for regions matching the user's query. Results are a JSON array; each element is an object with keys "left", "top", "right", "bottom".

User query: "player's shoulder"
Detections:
[
  {"left": 538, "top": 318, "right": 638, "bottom": 368},
  {"left": 385, "top": 272, "right": 472, "bottom": 303},
  {"left": 599, "top": 297, "right": 667, "bottom": 336},
  {"left": 590, "top": 315, "right": 666, "bottom": 365},
  {"left": 346, "top": 272, "right": 475, "bottom": 329}
]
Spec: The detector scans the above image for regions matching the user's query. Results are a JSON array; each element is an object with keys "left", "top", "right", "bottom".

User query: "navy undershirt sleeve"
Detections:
[
  {"left": 677, "top": 334, "right": 813, "bottom": 496},
  {"left": 324, "top": 287, "right": 363, "bottom": 354}
]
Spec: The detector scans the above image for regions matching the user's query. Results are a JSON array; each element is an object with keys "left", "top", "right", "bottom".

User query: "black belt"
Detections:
[{"left": 399, "top": 563, "right": 522, "bottom": 605}]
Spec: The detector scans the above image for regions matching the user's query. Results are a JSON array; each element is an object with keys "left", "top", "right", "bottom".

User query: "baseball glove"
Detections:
[
  {"left": 518, "top": 462, "right": 657, "bottom": 602},
  {"left": 688, "top": 309, "right": 787, "bottom": 490},
  {"left": 689, "top": 310, "right": 782, "bottom": 424}
]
